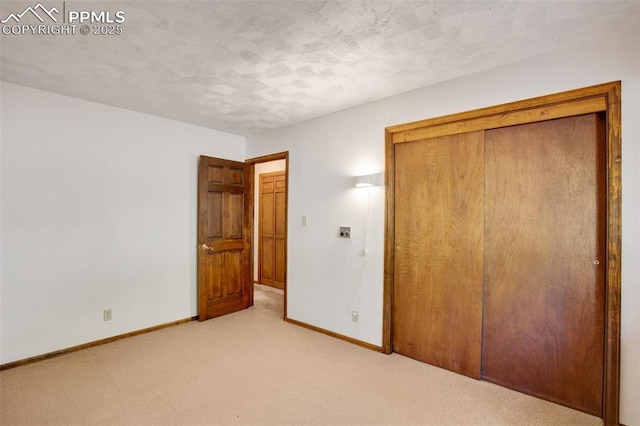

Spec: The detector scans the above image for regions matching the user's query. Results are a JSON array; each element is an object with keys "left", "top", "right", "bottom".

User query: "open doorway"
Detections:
[{"left": 247, "top": 152, "right": 288, "bottom": 320}]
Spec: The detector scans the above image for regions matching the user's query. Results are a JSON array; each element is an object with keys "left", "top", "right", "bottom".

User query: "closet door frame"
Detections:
[{"left": 383, "top": 81, "right": 621, "bottom": 425}]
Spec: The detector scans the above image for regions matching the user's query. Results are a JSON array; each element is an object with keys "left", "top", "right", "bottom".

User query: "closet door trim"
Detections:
[{"left": 383, "top": 81, "right": 621, "bottom": 425}]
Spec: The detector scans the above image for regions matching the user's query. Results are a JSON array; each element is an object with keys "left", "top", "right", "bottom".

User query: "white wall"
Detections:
[
  {"left": 247, "top": 115, "right": 386, "bottom": 348},
  {"left": 0, "top": 82, "right": 245, "bottom": 364},
  {"left": 253, "top": 160, "right": 287, "bottom": 282},
  {"left": 246, "top": 30, "right": 640, "bottom": 425}
]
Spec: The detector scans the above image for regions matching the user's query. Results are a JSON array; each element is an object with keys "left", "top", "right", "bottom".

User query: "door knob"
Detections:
[{"left": 201, "top": 243, "right": 213, "bottom": 251}]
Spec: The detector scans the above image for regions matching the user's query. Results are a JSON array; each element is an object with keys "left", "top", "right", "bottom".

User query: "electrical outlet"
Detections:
[
  {"left": 352, "top": 310, "right": 359, "bottom": 323},
  {"left": 339, "top": 226, "right": 351, "bottom": 238},
  {"left": 103, "top": 309, "right": 112, "bottom": 321}
]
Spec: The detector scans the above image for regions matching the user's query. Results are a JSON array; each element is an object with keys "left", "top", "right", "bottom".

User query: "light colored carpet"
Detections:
[
  {"left": 0, "top": 285, "right": 600, "bottom": 425},
  {"left": 253, "top": 283, "right": 284, "bottom": 318}
]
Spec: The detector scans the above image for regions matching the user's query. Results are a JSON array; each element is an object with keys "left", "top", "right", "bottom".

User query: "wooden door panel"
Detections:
[
  {"left": 207, "top": 165, "right": 224, "bottom": 183},
  {"left": 261, "top": 192, "right": 274, "bottom": 235},
  {"left": 275, "top": 239, "right": 286, "bottom": 283},
  {"left": 260, "top": 237, "right": 274, "bottom": 282},
  {"left": 393, "top": 131, "right": 484, "bottom": 379},
  {"left": 228, "top": 166, "right": 244, "bottom": 186},
  {"left": 227, "top": 193, "right": 244, "bottom": 238},
  {"left": 206, "top": 192, "right": 223, "bottom": 238},
  {"left": 262, "top": 179, "right": 274, "bottom": 191},
  {"left": 198, "top": 156, "right": 250, "bottom": 320},
  {"left": 482, "top": 114, "right": 605, "bottom": 416},
  {"left": 202, "top": 252, "right": 223, "bottom": 299},
  {"left": 275, "top": 191, "right": 286, "bottom": 236},
  {"left": 225, "top": 251, "right": 243, "bottom": 296}
]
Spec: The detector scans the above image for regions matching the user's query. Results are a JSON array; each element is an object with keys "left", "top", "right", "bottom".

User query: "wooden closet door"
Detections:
[
  {"left": 482, "top": 114, "right": 606, "bottom": 415},
  {"left": 393, "top": 131, "right": 484, "bottom": 378},
  {"left": 259, "top": 172, "right": 286, "bottom": 290}
]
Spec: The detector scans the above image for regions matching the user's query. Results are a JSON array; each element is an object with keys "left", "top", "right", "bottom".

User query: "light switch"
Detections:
[{"left": 302, "top": 215, "right": 308, "bottom": 226}]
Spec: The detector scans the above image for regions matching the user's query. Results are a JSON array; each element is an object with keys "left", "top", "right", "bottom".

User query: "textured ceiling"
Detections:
[{"left": 1, "top": 1, "right": 639, "bottom": 135}]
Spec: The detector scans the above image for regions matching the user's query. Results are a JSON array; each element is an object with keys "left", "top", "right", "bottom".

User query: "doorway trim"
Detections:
[
  {"left": 383, "top": 82, "right": 621, "bottom": 425},
  {"left": 246, "top": 152, "right": 289, "bottom": 320}
]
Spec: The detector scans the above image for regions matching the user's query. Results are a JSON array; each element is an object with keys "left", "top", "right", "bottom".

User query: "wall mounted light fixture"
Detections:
[{"left": 353, "top": 172, "right": 384, "bottom": 188}]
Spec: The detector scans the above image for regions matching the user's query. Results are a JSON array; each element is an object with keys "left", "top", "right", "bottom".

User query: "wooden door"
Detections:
[
  {"left": 482, "top": 114, "right": 606, "bottom": 415},
  {"left": 258, "top": 171, "right": 286, "bottom": 290},
  {"left": 393, "top": 131, "right": 485, "bottom": 378},
  {"left": 197, "top": 156, "right": 251, "bottom": 321}
]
